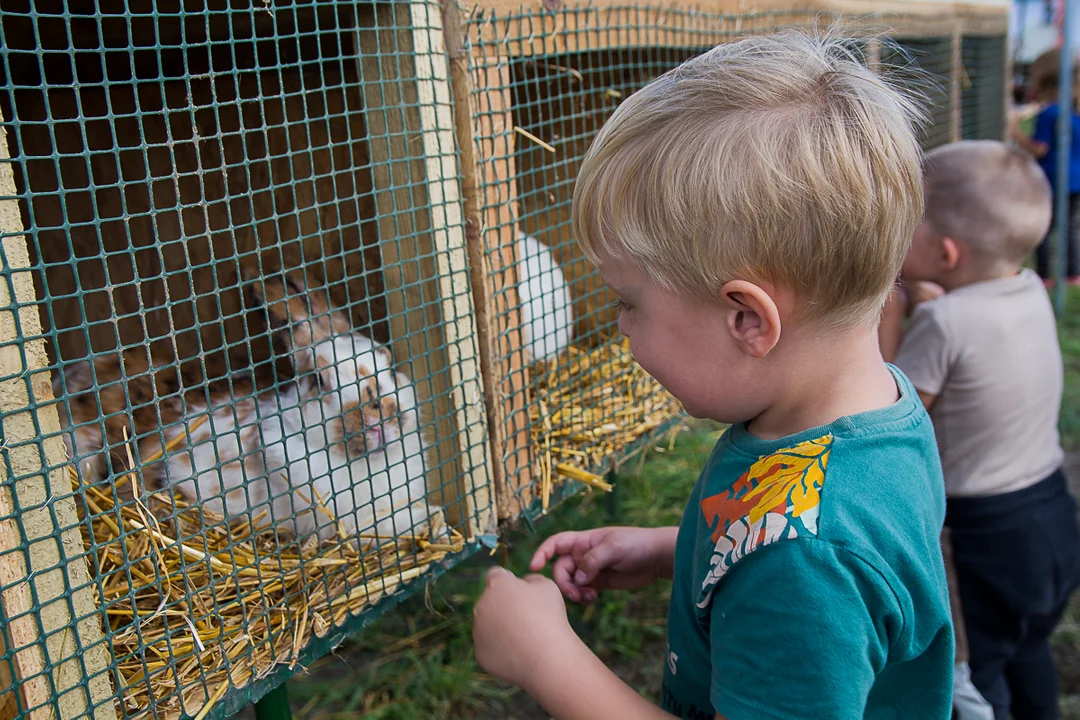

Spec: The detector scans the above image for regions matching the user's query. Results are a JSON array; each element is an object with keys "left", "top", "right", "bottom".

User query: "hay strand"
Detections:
[{"left": 513, "top": 126, "right": 556, "bottom": 153}]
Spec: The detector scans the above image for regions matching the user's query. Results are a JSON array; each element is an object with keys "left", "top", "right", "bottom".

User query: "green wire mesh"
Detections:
[
  {"left": 961, "top": 34, "right": 1008, "bottom": 141},
  {"left": 0, "top": 2, "right": 490, "bottom": 719},
  {"left": 465, "top": 7, "right": 1010, "bottom": 525}
]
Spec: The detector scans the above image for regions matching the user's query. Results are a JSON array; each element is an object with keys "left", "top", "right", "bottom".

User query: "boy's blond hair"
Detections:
[
  {"left": 572, "top": 30, "right": 925, "bottom": 328},
  {"left": 922, "top": 141, "right": 1051, "bottom": 266}
]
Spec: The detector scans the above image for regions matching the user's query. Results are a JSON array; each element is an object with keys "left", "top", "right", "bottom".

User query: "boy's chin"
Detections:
[{"left": 677, "top": 399, "right": 749, "bottom": 426}]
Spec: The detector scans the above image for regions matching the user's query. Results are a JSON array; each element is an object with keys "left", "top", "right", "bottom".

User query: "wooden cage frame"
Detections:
[{"left": 448, "top": 0, "right": 1012, "bottom": 523}]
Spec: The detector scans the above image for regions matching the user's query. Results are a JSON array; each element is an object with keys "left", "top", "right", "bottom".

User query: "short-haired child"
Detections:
[
  {"left": 1010, "top": 48, "right": 1080, "bottom": 285},
  {"left": 892, "top": 139, "right": 1080, "bottom": 720},
  {"left": 471, "top": 31, "right": 954, "bottom": 720}
]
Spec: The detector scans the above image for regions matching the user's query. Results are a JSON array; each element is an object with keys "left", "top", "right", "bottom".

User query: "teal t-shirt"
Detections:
[{"left": 661, "top": 367, "right": 953, "bottom": 720}]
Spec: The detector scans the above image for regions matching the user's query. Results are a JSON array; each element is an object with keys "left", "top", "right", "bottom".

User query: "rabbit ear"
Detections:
[{"left": 313, "top": 356, "right": 337, "bottom": 395}]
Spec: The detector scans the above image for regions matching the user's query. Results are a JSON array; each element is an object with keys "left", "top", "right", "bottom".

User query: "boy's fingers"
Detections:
[
  {"left": 575, "top": 542, "right": 619, "bottom": 585},
  {"left": 551, "top": 555, "right": 580, "bottom": 600},
  {"left": 484, "top": 566, "right": 514, "bottom": 587},
  {"left": 530, "top": 532, "right": 584, "bottom": 570}
]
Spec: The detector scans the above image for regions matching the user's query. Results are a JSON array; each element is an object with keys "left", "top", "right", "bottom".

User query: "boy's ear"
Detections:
[
  {"left": 940, "top": 237, "right": 961, "bottom": 273},
  {"left": 719, "top": 280, "right": 781, "bottom": 359}
]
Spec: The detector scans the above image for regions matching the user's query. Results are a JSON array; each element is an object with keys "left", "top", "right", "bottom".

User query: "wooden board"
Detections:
[
  {"left": 447, "top": 0, "right": 534, "bottom": 523},
  {"left": 952, "top": 28, "right": 963, "bottom": 142},
  {"left": 0, "top": 107, "right": 115, "bottom": 720},
  {"left": 465, "top": 0, "right": 1008, "bottom": 57},
  {"left": 356, "top": 1, "right": 496, "bottom": 538}
]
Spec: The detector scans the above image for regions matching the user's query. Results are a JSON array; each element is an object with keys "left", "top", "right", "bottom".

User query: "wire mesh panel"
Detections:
[
  {"left": 0, "top": 1, "right": 493, "bottom": 719},
  {"left": 961, "top": 34, "right": 1008, "bottom": 141},
  {"left": 462, "top": 6, "right": 1010, "bottom": 525},
  {"left": 882, "top": 34, "right": 957, "bottom": 150}
]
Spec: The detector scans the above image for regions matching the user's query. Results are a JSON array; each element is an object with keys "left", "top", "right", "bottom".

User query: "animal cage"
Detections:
[
  {"left": 456, "top": 0, "right": 1011, "bottom": 525},
  {"left": 0, "top": 1, "right": 495, "bottom": 719}
]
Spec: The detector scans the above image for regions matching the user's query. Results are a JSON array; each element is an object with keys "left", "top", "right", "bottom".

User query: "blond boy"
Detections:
[
  {"left": 472, "top": 32, "right": 953, "bottom": 719},
  {"left": 890, "top": 140, "right": 1080, "bottom": 720}
]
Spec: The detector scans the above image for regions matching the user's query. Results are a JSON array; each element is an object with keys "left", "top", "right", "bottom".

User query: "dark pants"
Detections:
[
  {"left": 947, "top": 469, "right": 1080, "bottom": 720},
  {"left": 1035, "top": 193, "right": 1080, "bottom": 280}
]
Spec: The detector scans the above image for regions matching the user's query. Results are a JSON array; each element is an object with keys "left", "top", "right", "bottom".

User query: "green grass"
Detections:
[
  {"left": 1058, "top": 292, "right": 1080, "bottom": 452},
  {"left": 1053, "top": 288, "right": 1080, "bottom": 718},
  {"left": 262, "top": 287, "right": 1080, "bottom": 719}
]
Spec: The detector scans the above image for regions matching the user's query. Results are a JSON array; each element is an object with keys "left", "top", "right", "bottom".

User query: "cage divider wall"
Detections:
[
  {"left": 446, "top": 0, "right": 534, "bottom": 524},
  {"left": 0, "top": 1, "right": 494, "bottom": 719},
  {"left": 461, "top": 0, "right": 1011, "bottom": 528},
  {"left": 354, "top": 1, "right": 495, "bottom": 537}
]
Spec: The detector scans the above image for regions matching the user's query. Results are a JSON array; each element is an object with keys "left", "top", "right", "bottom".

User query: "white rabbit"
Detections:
[
  {"left": 516, "top": 231, "right": 574, "bottom": 362},
  {"left": 54, "top": 273, "right": 447, "bottom": 545}
]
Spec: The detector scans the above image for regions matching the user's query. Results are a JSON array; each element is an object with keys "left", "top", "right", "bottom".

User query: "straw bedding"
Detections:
[
  {"left": 69, "top": 430, "right": 462, "bottom": 720},
  {"left": 67, "top": 337, "right": 676, "bottom": 719},
  {"left": 530, "top": 337, "right": 684, "bottom": 511}
]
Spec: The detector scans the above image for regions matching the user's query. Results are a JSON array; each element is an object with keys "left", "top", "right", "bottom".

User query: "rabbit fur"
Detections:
[{"left": 516, "top": 231, "right": 574, "bottom": 362}]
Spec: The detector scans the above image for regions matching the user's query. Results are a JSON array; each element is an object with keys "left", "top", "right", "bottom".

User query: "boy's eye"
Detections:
[{"left": 615, "top": 299, "right": 632, "bottom": 313}]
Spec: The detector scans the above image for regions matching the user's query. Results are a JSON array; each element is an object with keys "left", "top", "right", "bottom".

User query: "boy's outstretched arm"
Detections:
[{"left": 473, "top": 567, "right": 723, "bottom": 720}]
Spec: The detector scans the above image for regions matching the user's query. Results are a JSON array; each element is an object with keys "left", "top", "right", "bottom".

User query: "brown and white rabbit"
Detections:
[
  {"left": 253, "top": 273, "right": 448, "bottom": 542},
  {"left": 54, "top": 273, "right": 446, "bottom": 544}
]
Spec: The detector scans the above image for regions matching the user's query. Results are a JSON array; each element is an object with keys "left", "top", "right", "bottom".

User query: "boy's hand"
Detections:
[
  {"left": 905, "top": 281, "right": 944, "bottom": 312},
  {"left": 530, "top": 526, "right": 678, "bottom": 604},
  {"left": 472, "top": 567, "right": 578, "bottom": 688}
]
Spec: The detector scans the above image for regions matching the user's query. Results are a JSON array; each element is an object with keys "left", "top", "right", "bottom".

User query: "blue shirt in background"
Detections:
[
  {"left": 661, "top": 367, "right": 954, "bottom": 720},
  {"left": 1032, "top": 103, "right": 1080, "bottom": 194}
]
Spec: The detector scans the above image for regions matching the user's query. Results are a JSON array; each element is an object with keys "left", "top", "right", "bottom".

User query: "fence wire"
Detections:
[
  {"left": 0, "top": 2, "right": 489, "bottom": 719},
  {"left": 466, "top": 7, "right": 1010, "bottom": 525}
]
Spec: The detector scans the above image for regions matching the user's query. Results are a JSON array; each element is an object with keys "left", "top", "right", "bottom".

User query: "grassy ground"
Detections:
[
  {"left": 1053, "top": 288, "right": 1080, "bottom": 719},
  {"left": 263, "top": 287, "right": 1080, "bottom": 719}
]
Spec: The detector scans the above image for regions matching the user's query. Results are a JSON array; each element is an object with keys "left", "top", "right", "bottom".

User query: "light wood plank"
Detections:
[
  {"left": 465, "top": 0, "right": 1007, "bottom": 58},
  {"left": 0, "top": 107, "right": 115, "bottom": 720},
  {"left": 447, "top": 0, "right": 533, "bottom": 523},
  {"left": 356, "top": 2, "right": 496, "bottom": 538}
]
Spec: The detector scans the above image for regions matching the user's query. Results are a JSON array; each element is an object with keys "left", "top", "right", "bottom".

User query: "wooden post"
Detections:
[
  {"left": 445, "top": 1, "right": 533, "bottom": 524},
  {"left": 354, "top": 0, "right": 495, "bottom": 539},
  {"left": 0, "top": 110, "right": 115, "bottom": 720}
]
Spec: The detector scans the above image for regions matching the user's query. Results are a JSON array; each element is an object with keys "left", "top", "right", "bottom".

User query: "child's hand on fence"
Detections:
[
  {"left": 529, "top": 526, "right": 678, "bottom": 604},
  {"left": 473, "top": 566, "right": 578, "bottom": 687}
]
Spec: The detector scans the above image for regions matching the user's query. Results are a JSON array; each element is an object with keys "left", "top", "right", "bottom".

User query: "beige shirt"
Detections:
[{"left": 895, "top": 270, "right": 1064, "bottom": 498}]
